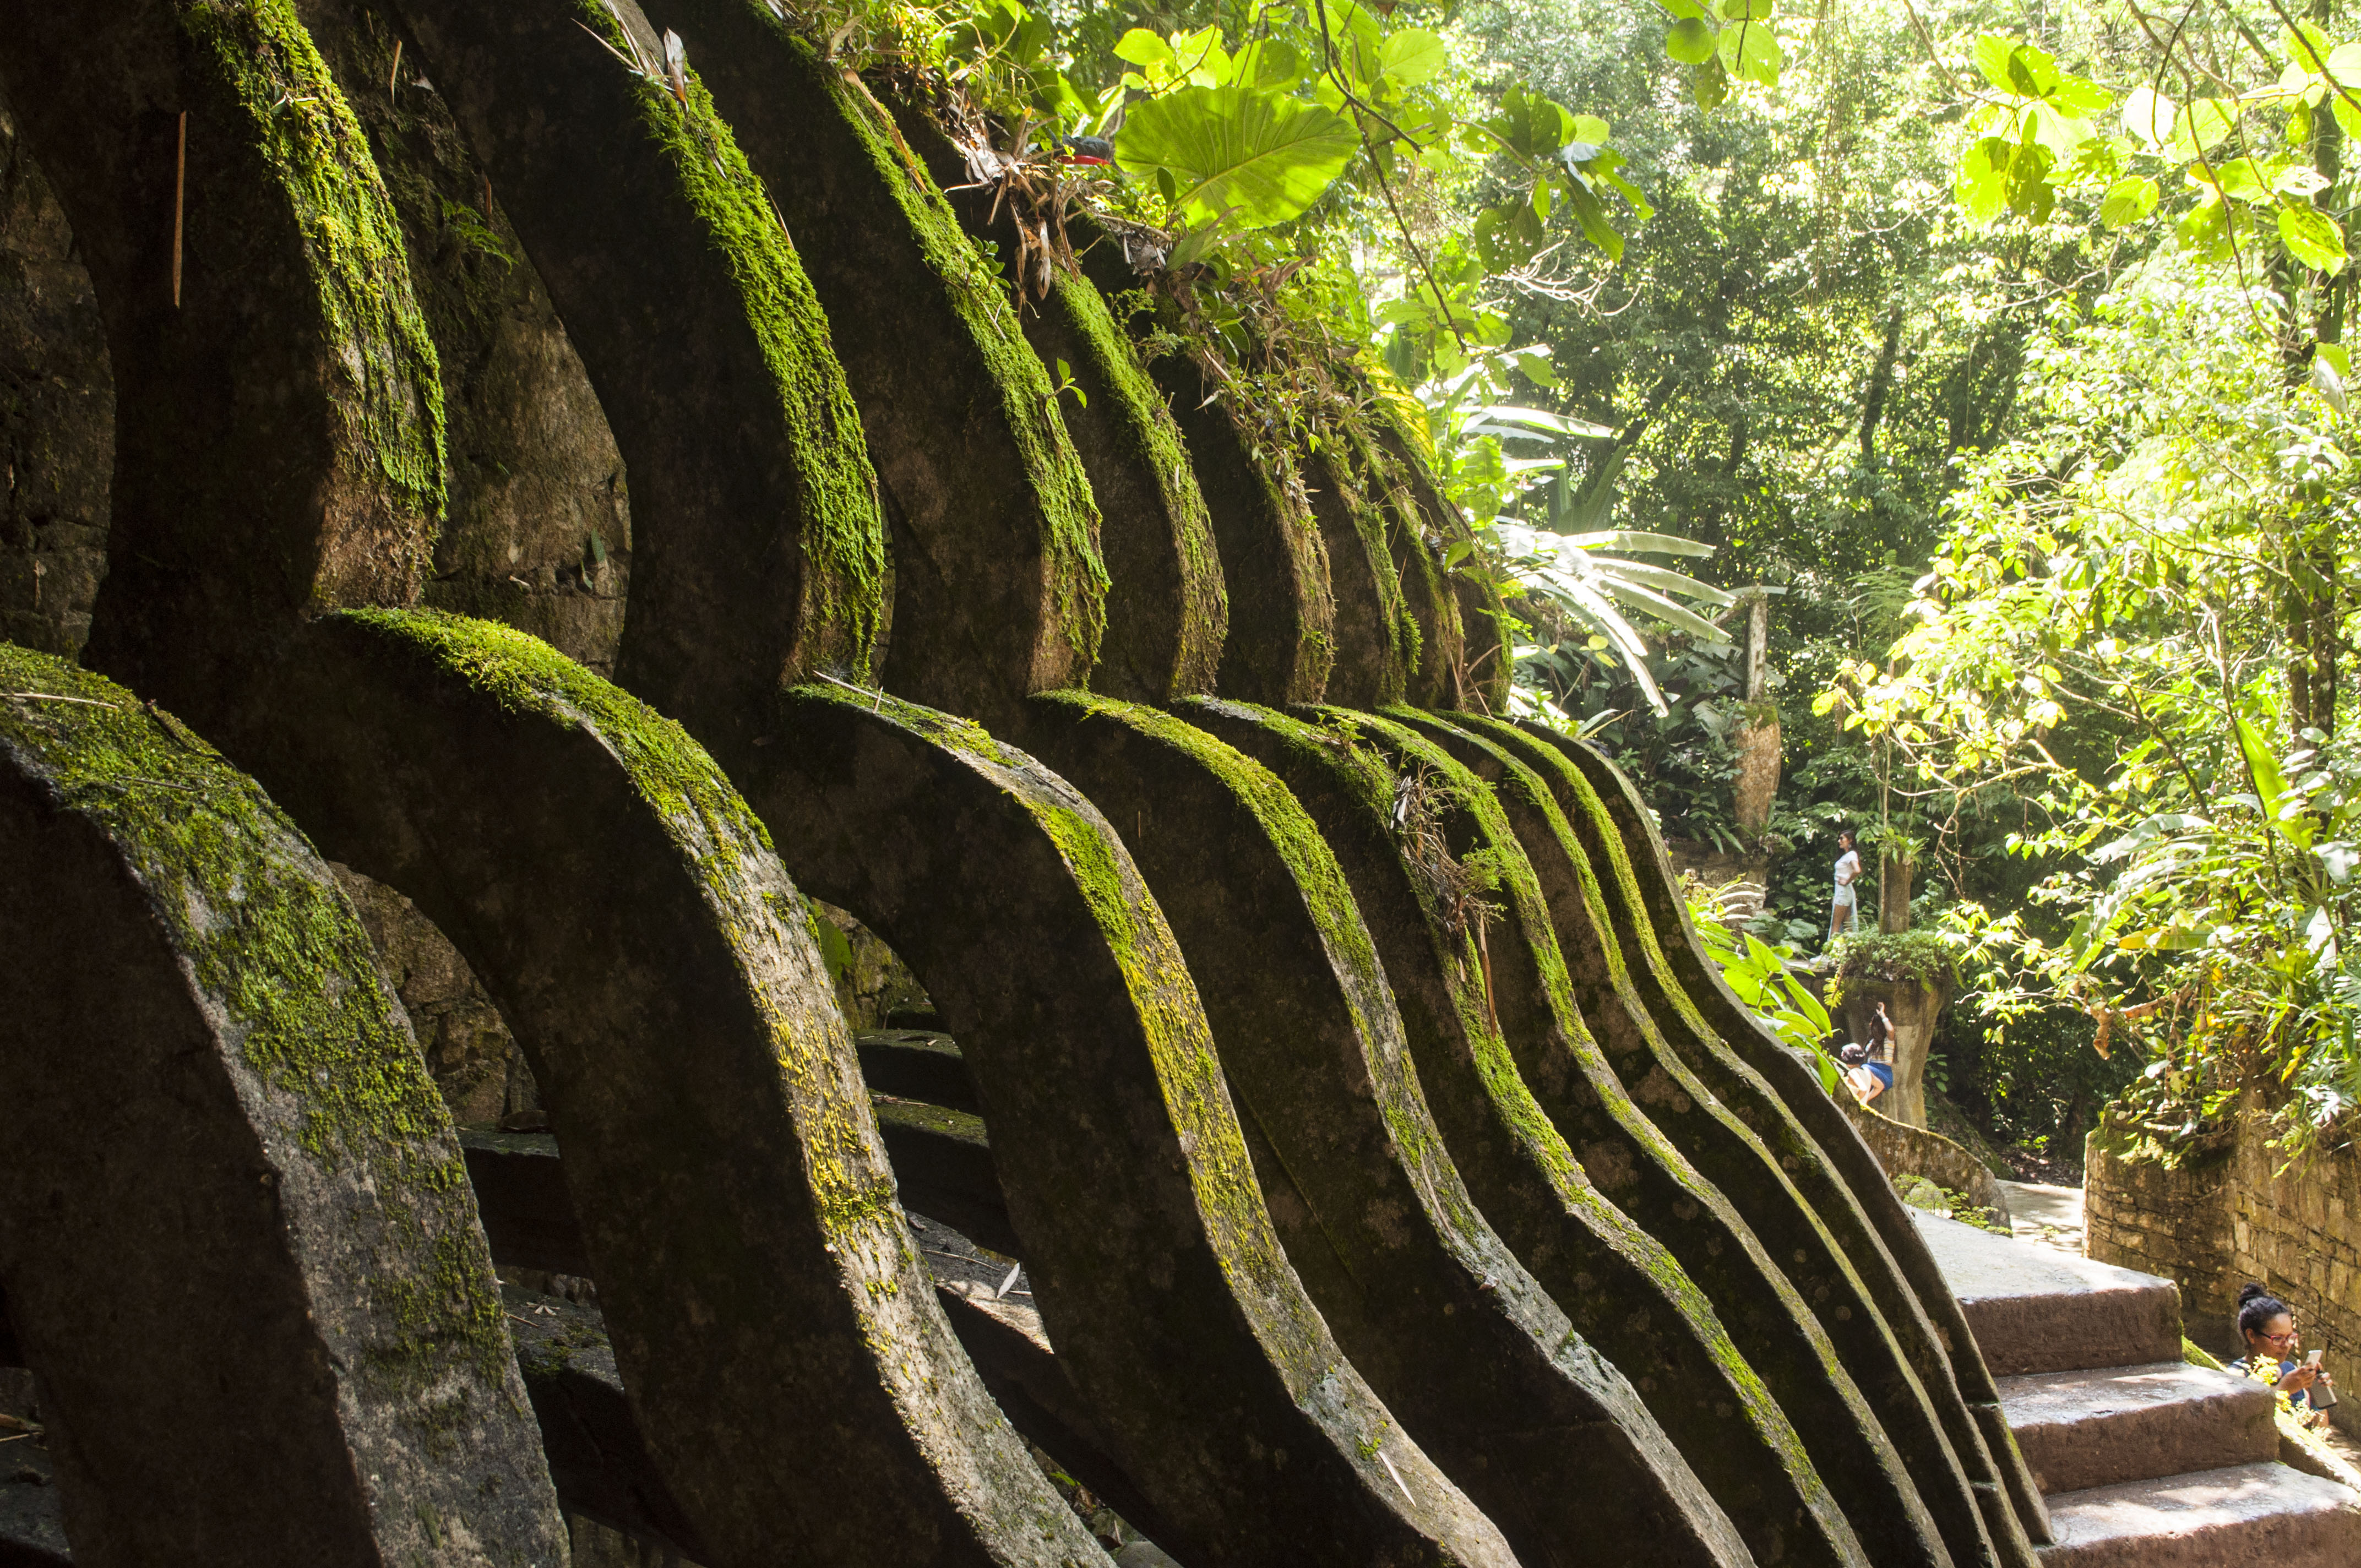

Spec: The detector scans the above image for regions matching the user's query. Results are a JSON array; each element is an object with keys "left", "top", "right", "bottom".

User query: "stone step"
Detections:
[
  {"left": 2037, "top": 1461, "right": 2361, "bottom": 1566},
  {"left": 1998, "top": 1362, "right": 2276, "bottom": 1495},
  {"left": 1912, "top": 1210, "right": 2183, "bottom": 1375}
]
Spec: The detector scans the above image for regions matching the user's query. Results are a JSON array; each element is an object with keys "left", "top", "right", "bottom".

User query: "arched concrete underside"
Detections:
[
  {"left": 1178, "top": 696, "right": 1869, "bottom": 1568},
  {"left": 0, "top": 0, "right": 443, "bottom": 721},
  {"left": 1304, "top": 709, "right": 1988, "bottom": 1568},
  {"left": 889, "top": 101, "right": 1228, "bottom": 707},
  {"left": 1437, "top": 709, "right": 2049, "bottom": 1555},
  {"left": 735, "top": 683, "right": 1514, "bottom": 1568},
  {"left": 381, "top": 0, "right": 890, "bottom": 763},
  {"left": 633, "top": 0, "right": 1106, "bottom": 731},
  {"left": 221, "top": 609, "right": 1111, "bottom": 1568},
  {"left": 1083, "top": 243, "right": 1337, "bottom": 709},
  {"left": 0, "top": 648, "right": 564, "bottom": 1568},
  {"left": 1009, "top": 692, "right": 1759, "bottom": 1568},
  {"left": 1401, "top": 710, "right": 2033, "bottom": 1568},
  {"left": 1523, "top": 723, "right": 2055, "bottom": 1548}
]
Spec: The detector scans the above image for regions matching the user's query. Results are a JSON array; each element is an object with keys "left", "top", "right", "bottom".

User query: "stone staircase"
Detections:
[{"left": 1917, "top": 1210, "right": 2361, "bottom": 1565}]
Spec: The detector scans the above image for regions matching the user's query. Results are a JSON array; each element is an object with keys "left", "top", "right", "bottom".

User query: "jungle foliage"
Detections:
[{"left": 765, "top": 0, "right": 2361, "bottom": 1153}]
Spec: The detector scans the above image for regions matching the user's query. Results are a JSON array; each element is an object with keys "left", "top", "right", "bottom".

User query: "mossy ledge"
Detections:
[
  {"left": 644, "top": 0, "right": 1107, "bottom": 716},
  {"left": 576, "top": 0, "right": 886, "bottom": 676},
  {"left": 188, "top": 0, "right": 447, "bottom": 533},
  {"left": 0, "top": 643, "right": 565, "bottom": 1566}
]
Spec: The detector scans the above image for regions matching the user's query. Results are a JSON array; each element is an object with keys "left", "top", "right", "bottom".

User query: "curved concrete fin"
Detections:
[
  {"left": 380, "top": 0, "right": 889, "bottom": 760},
  {"left": 1345, "top": 416, "right": 1464, "bottom": 710},
  {"left": 225, "top": 609, "right": 1109, "bottom": 1568},
  {"left": 1519, "top": 722, "right": 2058, "bottom": 1548},
  {"left": 1303, "top": 436, "right": 1413, "bottom": 709},
  {"left": 640, "top": 1, "right": 1105, "bottom": 728},
  {"left": 0, "top": 0, "right": 442, "bottom": 713},
  {"left": 1447, "top": 710, "right": 2049, "bottom": 1561},
  {"left": 741, "top": 684, "right": 1515, "bottom": 1568},
  {"left": 1310, "top": 707, "right": 1963, "bottom": 1567},
  {"left": 0, "top": 647, "right": 564, "bottom": 1567},
  {"left": 1011, "top": 691, "right": 1752, "bottom": 1568},
  {"left": 887, "top": 102, "right": 1228, "bottom": 705},
  {"left": 1450, "top": 574, "right": 1515, "bottom": 715},
  {"left": 1080, "top": 242, "right": 1336, "bottom": 706},
  {"left": 1180, "top": 695, "right": 1869, "bottom": 1568},
  {"left": 1402, "top": 709, "right": 2027, "bottom": 1568}
]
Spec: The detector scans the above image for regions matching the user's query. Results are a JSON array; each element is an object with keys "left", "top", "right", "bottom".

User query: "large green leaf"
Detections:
[
  {"left": 2099, "top": 174, "right": 2160, "bottom": 227},
  {"left": 1378, "top": 28, "right": 1448, "bottom": 86},
  {"left": 1666, "top": 16, "right": 1717, "bottom": 64},
  {"left": 1117, "top": 84, "right": 1358, "bottom": 229},
  {"left": 2280, "top": 203, "right": 2348, "bottom": 275}
]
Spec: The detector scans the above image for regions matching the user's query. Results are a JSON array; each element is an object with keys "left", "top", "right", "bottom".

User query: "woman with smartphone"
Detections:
[{"left": 2229, "top": 1283, "right": 2338, "bottom": 1425}]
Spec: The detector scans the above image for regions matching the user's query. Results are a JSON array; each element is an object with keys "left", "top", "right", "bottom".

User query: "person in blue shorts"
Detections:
[{"left": 1845, "top": 999, "right": 1895, "bottom": 1106}]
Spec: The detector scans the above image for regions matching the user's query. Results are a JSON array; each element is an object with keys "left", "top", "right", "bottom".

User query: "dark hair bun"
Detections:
[{"left": 2239, "top": 1282, "right": 2270, "bottom": 1305}]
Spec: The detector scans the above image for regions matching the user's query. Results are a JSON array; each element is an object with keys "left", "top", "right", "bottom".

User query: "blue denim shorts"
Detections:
[{"left": 1866, "top": 1063, "right": 1894, "bottom": 1091}]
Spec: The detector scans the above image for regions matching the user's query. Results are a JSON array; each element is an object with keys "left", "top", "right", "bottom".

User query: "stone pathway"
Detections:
[{"left": 2000, "top": 1179, "right": 2088, "bottom": 1256}]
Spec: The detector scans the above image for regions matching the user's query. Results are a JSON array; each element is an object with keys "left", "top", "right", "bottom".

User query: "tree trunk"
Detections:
[{"left": 1878, "top": 852, "right": 1913, "bottom": 934}]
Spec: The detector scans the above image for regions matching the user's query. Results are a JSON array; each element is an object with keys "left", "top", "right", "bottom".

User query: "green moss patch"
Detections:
[
  {"left": 187, "top": 0, "right": 446, "bottom": 536},
  {"left": 0, "top": 644, "right": 506, "bottom": 1396}
]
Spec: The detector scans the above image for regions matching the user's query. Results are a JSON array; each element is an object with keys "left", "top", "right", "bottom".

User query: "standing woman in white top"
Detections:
[{"left": 1830, "top": 831, "right": 1862, "bottom": 939}]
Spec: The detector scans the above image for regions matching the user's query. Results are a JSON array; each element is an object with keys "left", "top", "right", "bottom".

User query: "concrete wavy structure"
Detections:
[{"left": 0, "top": 2, "right": 2083, "bottom": 1565}]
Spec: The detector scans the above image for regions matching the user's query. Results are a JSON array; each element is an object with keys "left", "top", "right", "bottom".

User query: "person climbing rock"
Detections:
[
  {"left": 2229, "top": 1284, "right": 2337, "bottom": 1426},
  {"left": 1829, "top": 830, "right": 1862, "bottom": 940}
]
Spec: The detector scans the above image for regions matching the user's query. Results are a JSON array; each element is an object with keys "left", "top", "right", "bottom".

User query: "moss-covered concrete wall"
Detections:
[
  {"left": 0, "top": 99, "right": 111, "bottom": 661},
  {"left": 299, "top": 0, "right": 637, "bottom": 676}
]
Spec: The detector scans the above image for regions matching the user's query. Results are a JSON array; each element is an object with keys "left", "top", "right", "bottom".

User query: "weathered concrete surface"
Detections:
[
  {"left": 1525, "top": 723, "right": 2054, "bottom": 1545},
  {"left": 644, "top": 1, "right": 1104, "bottom": 728},
  {"left": 0, "top": 649, "right": 564, "bottom": 1567},
  {"left": 0, "top": 0, "right": 442, "bottom": 715},
  {"left": 1302, "top": 443, "right": 1412, "bottom": 709},
  {"left": 385, "top": 0, "right": 887, "bottom": 760},
  {"left": 889, "top": 106, "right": 1226, "bottom": 706},
  {"left": 1324, "top": 707, "right": 1968, "bottom": 1567},
  {"left": 1015, "top": 691, "right": 1753, "bottom": 1568},
  {"left": 1180, "top": 695, "right": 1868, "bottom": 1568},
  {"left": 297, "top": 0, "right": 638, "bottom": 677},
  {"left": 336, "top": 863, "right": 531, "bottom": 1126},
  {"left": 0, "top": 103, "right": 112, "bottom": 661},
  {"left": 230, "top": 610, "right": 1107, "bottom": 1568},
  {"left": 1916, "top": 1211, "right": 2185, "bottom": 1379},
  {"left": 737, "top": 683, "right": 1514, "bottom": 1568},
  {"left": 1083, "top": 251, "right": 1334, "bottom": 707},
  {"left": 1347, "top": 417, "right": 1462, "bottom": 710},
  {"left": 2036, "top": 1461, "right": 2361, "bottom": 1566},
  {"left": 1414, "top": 709, "right": 2032, "bottom": 1568},
  {"left": 1997, "top": 1363, "right": 2275, "bottom": 1498}
]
